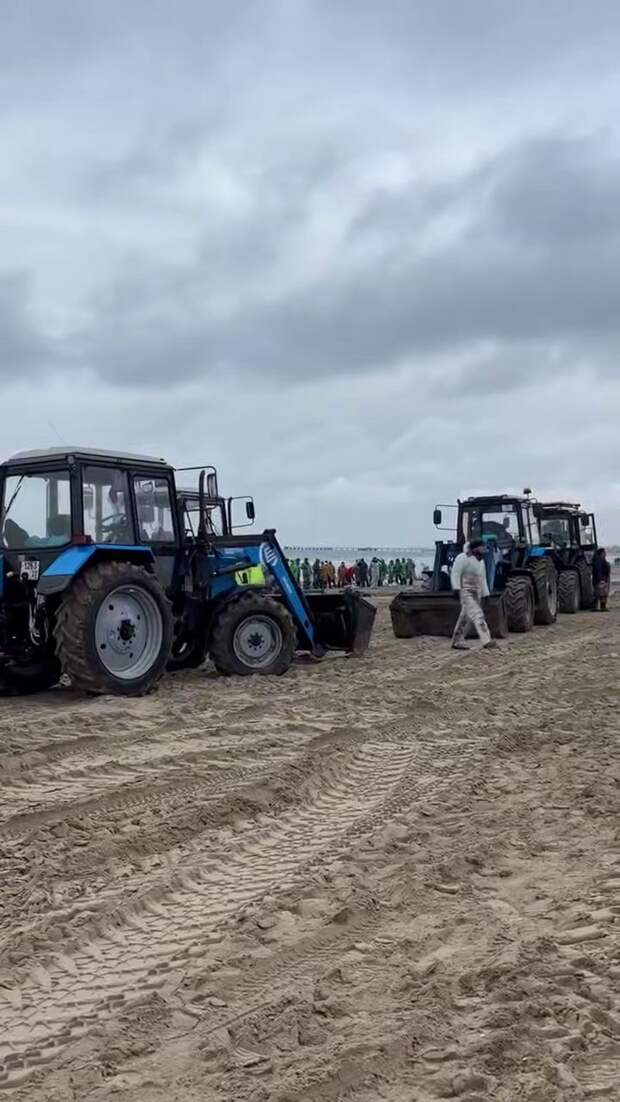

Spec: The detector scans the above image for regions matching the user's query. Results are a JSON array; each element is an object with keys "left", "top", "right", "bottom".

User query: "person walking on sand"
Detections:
[
  {"left": 451, "top": 539, "right": 497, "bottom": 650},
  {"left": 301, "top": 557, "right": 311, "bottom": 589},
  {"left": 592, "top": 547, "right": 611, "bottom": 611},
  {"left": 370, "top": 557, "right": 381, "bottom": 588},
  {"left": 337, "top": 561, "right": 347, "bottom": 587}
]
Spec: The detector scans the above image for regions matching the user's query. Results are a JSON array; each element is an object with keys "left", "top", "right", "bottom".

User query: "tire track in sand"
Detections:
[{"left": 0, "top": 738, "right": 420, "bottom": 1088}]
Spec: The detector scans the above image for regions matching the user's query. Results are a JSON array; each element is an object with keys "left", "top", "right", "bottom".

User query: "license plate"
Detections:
[{"left": 19, "top": 558, "right": 40, "bottom": 581}]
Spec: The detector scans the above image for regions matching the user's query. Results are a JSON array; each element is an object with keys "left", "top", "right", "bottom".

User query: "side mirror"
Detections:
[
  {"left": 433, "top": 508, "right": 442, "bottom": 526},
  {"left": 207, "top": 472, "right": 218, "bottom": 498},
  {"left": 228, "top": 496, "right": 255, "bottom": 530}
]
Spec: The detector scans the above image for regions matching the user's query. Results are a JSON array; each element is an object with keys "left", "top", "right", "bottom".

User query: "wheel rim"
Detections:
[
  {"left": 232, "top": 615, "right": 283, "bottom": 669},
  {"left": 95, "top": 586, "right": 163, "bottom": 680}
]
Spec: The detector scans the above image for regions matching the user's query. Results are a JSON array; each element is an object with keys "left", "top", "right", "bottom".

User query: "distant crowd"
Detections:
[{"left": 288, "top": 556, "right": 417, "bottom": 589}]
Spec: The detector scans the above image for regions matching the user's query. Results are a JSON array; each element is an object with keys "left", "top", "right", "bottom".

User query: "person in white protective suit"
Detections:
[{"left": 450, "top": 539, "right": 498, "bottom": 650}]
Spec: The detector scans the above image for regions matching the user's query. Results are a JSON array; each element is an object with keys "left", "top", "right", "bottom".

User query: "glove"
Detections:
[{"left": 452, "top": 589, "right": 460, "bottom": 601}]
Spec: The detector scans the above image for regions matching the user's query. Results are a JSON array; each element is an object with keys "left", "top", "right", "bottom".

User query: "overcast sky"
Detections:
[{"left": 2, "top": 0, "right": 620, "bottom": 545}]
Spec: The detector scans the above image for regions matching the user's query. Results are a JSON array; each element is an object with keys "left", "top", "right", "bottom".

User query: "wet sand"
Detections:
[{"left": 0, "top": 597, "right": 618, "bottom": 1100}]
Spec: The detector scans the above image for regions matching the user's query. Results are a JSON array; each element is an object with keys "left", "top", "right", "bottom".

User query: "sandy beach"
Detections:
[{"left": 0, "top": 597, "right": 618, "bottom": 1101}]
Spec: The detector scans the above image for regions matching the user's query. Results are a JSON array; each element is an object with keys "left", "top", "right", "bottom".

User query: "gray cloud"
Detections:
[
  {"left": 0, "top": 272, "right": 58, "bottom": 376},
  {"left": 2, "top": 1, "right": 620, "bottom": 540}
]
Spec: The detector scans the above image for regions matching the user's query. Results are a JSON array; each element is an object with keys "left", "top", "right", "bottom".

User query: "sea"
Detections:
[{"left": 282, "top": 545, "right": 436, "bottom": 570}]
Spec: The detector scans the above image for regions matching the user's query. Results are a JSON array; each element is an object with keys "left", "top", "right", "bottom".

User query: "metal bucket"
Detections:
[
  {"left": 390, "top": 591, "right": 508, "bottom": 639},
  {"left": 306, "top": 589, "right": 376, "bottom": 653}
]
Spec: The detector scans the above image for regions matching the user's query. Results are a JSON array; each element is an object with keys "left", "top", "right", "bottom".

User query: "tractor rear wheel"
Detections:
[
  {"left": 0, "top": 655, "right": 61, "bottom": 696},
  {"left": 558, "top": 570, "right": 580, "bottom": 614},
  {"left": 210, "top": 592, "right": 296, "bottom": 676},
  {"left": 55, "top": 561, "right": 173, "bottom": 695},
  {"left": 531, "top": 559, "right": 558, "bottom": 625},
  {"left": 577, "top": 562, "right": 595, "bottom": 610},
  {"left": 505, "top": 575, "right": 534, "bottom": 633}
]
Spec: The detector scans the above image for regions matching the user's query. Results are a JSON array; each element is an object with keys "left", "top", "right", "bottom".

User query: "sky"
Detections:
[{"left": 2, "top": 0, "right": 620, "bottom": 545}]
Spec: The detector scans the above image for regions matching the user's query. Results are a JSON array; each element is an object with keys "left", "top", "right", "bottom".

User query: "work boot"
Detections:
[
  {"left": 451, "top": 642, "right": 469, "bottom": 651},
  {"left": 483, "top": 640, "right": 499, "bottom": 649}
]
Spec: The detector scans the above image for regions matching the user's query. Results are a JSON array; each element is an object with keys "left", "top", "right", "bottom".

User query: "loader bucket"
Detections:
[
  {"left": 390, "top": 591, "right": 508, "bottom": 640},
  {"left": 305, "top": 589, "right": 376, "bottom": 654}
]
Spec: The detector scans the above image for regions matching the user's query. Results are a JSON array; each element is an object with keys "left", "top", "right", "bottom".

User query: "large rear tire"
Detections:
[
  {"left": 210, "top": 592, "right": 296, "bottom": 676},
  {"left": 558, "top": 570, "right": 580, "bottom": 614},
  {"left": 577, "top": 561, "right": 595, "bottom": 610},
  {"left": 505, "top": 575, "right": 534, "bottom": 633},
  {"left": 55, "top": 561, "right": 173, "bottom": 695},
  {"left": 530, "top": 559, "right": 558, "bottom": 625},
  {"left": 0, "top": 656, "right": 61, "bottom": 696}
]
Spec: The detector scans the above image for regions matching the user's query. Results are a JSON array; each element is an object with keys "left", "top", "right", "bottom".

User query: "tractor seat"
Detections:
[
  {"left": 3, "top": 519, "right": 30, "bottom": 547},
  {"left": 47, "top": 514, "right": 71, "bottom": 540}
]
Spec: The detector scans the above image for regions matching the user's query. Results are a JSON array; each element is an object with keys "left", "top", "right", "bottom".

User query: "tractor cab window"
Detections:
[
  {"left": 1, "top": 471, "right": 71, "bottom": 549},
  {"left": 134, "top": 477, "right": 176, "bottom": 543},
  {"left": 540, "top": 516, "right": 571, "bottom": 546},
  {"left": 579, "top": 517, "right": 595, "bottom": 545},
  {"left": 182, "top": 498, "right": 225, "bottom": 539},
  {"left": 82, "top": 466, "right": 134, "bottom": 544},
  {"left": 463, "top": 505, "right": 520, "bottom": 549}
]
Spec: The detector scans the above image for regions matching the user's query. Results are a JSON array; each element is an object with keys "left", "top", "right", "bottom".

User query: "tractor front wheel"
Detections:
[
  {"left": 210, "top": 593, "right": 296, "bottom": 676},
  {"left": 55, "top": 561, "right": 173, "bottom": 695},
  {"left": 505, "top": 575, "right": 535, "bottom": 633},
  {"left": 558, "top": 570, "right": 580, "bottom": 614}
]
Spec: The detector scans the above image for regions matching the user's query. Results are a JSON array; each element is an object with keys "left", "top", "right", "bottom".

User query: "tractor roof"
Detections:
[
  {"left": 3, "top": 446, "right": 169, "bottom": 468},
  {"left": 463, "top": 494, "right": 529, "bottom": 505},
  {"left": 536, "top": 501, "right": 582, "bottom": 513}
]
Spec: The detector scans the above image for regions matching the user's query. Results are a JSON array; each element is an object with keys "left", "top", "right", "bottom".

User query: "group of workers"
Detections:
[
  {"left": 450, "top": 542, "right": 612, "bottom": 651},
  {"left": 287, "top": 556, "right": 417, "bottom": 590}
]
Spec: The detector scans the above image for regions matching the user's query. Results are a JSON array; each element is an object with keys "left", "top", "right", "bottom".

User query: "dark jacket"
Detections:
[{"left": 592, "top": 554, "right": 610, "bottom": 585}]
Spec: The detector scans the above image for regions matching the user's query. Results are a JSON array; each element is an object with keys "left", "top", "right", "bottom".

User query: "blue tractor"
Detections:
[
  {"left": 0, "top": 448, "right": 375, "bottom": 695},
  {"left": 391, "top": 491, "right": 558, "bottom": 639}
]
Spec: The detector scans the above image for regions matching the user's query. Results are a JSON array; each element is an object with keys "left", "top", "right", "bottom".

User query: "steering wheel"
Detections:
[{"left": 99, "top": 514, "right": 129, "bottom": 538}]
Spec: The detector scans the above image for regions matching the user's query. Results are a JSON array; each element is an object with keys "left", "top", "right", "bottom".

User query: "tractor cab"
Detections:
[
  {"left": 459, "top": 494, "right": 541, "bottom": 553},
  {"left": 1, "top": 446, "right": 176, "bottom": 564},
  {"left": 535, "top": 502, "right": 597, "bottom": 552}
]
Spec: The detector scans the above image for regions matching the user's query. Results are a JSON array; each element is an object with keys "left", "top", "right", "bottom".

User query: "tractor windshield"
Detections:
[
  {"left": 461, "top": 504, "right": 520, "bottom": 549},
  {"left": 540, "top": 516, "right": 571, "bottom": 545},
  {"left": 1, "top": 470, "right": 71, "bottom": 549}
]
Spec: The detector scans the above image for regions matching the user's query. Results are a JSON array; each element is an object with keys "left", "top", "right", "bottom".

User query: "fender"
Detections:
[{"left": 37, "top": 545, "right": 154, "bottom": 596}]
